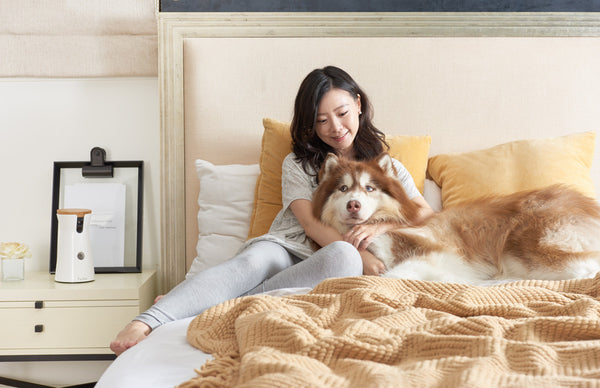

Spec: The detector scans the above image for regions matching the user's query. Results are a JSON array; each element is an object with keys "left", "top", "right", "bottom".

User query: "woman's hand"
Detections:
[
  {"left": 344, "top": 223, "right": 392, "bottom": 250},
  {"left": 360, "top": 250, "right": 386, "bottom": 276}
]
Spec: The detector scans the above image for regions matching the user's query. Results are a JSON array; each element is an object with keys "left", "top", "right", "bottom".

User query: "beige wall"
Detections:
[{"left": 184, "top": 36, "right": 600, "bottom": 166}]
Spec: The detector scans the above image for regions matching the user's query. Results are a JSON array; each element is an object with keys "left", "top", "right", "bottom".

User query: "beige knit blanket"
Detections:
[{"left": 182, "top": 275, "right": 600, "bottom": 387}]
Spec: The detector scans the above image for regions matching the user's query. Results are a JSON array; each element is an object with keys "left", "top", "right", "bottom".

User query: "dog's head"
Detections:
[{"left": 312, "top": 153, "right": 419, "bottom": 234}]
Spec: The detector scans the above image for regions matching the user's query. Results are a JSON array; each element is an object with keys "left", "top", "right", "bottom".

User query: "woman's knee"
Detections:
[
  {"left": 318, "top": 241, "right": 363, "bottom": 277},
  {"left": 236, "top": 241, "right": 293, "bottom": 274}
]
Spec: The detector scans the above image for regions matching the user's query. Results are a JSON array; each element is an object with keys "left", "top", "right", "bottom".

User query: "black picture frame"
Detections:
[{"left": 49, "top": 159, "right": 144, "bottom": 273}]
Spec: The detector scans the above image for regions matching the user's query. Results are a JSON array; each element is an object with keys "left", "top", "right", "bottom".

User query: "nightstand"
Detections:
[{"left": 0, "top": 270, "right": 156, "bottom": 359}]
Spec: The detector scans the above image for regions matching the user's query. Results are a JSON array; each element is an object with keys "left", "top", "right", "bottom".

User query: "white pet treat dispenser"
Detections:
[{"left": 55, "top": 208, "right": 95, "bottom": 283}]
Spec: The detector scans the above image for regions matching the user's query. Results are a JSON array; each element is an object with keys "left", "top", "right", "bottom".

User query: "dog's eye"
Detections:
[
  {"left": 339, "top": 185, "right": 348, "bottom": 192},
  {"left": 365, "top": 185, "right": 375, "bottom": 192}
]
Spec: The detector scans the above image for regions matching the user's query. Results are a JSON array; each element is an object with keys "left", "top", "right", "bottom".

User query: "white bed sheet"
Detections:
[
  {"left": 96, "top": 287, "right": 313, "bottom": 387},
  {"left": 96, "top": 316, "right": 208, "bottom": 387}
]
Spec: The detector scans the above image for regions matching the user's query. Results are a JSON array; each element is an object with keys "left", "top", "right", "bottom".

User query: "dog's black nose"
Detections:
[{"left": 347, "top": 200, "right": 361, "bottom": 213}]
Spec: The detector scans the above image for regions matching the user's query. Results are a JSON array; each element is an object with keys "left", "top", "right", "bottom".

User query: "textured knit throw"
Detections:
[{"left": 181, "top": 275, "right": 600, "bottom": 387}]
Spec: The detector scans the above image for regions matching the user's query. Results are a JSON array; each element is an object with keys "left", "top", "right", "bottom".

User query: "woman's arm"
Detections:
[
  {"left": 411, "top": 195, "right": 435, "bottom": 224},
  {"left": 344, "top": 196, "right": 434, "bottom": 250},
  {"left": 290, "top": 198, "right": 341, "bottom": 247},
  {"left": 289, "top": 198, "right": 386, "bottom": 276}
]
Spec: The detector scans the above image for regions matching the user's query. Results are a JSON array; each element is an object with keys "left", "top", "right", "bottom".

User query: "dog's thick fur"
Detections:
[{"left": 312, "top": 153, "right": 600, "bottom": 284}]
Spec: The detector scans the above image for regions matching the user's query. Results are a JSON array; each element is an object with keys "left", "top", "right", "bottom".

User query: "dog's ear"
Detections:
[
  {"left": 375, "top": 153, "right": 396, "bottom": 178},
  {"left": 320, "top": 153, "right": 340, "bottom": 182}
]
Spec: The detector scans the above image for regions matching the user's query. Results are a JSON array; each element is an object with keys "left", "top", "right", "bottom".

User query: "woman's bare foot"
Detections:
[{"left": 110, "top": 320, "right": 151, "bottom": 356}]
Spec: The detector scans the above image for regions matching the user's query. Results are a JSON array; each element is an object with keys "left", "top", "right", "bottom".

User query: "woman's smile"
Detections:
[{"left": 332, "top": 131, "right": 349, "bottom": 142}]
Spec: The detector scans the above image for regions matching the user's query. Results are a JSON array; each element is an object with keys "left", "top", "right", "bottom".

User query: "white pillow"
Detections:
[{"left": 187, "top": 160, "right": 260, "bottom": 278}]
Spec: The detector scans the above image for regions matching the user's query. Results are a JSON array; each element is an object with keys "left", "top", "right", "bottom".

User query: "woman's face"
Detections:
[{"left": 314, "top": 88, "right": 361, "bottom": 159}]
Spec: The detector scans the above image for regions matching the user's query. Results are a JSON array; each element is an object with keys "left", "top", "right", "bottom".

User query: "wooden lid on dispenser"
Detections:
[{"left": 57, "top": 209, "right": 92, "bottom": 217}]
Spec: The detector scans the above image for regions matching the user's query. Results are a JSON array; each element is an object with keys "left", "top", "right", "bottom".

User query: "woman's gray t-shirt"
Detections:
[{"left": 239, "top": 152, "right": 422, "bottom": 259}]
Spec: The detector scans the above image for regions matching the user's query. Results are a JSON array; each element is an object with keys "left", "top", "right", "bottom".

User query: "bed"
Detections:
[{"left": 97, "top": 12, "right": 600, "bottom": 387}]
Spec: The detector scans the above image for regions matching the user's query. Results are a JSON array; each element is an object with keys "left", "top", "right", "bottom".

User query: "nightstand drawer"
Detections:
[
  {"left": 1, "top": 300, "right": 139, "bottom": 350},
  {"left": 0, "top": 271, "right": 156, "bottom": 356}
]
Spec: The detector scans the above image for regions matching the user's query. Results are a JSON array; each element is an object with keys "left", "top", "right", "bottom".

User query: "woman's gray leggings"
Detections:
[{"left": 135, "top": 240, "right": 363, "bottom": 329}]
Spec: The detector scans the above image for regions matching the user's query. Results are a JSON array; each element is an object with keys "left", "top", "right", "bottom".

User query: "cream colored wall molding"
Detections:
[
  {"left": 159, "top": 12, "right": 600, "bottom": 37},
  {"left": 158, "top": 12, "right": 600, "bottom": 292}
]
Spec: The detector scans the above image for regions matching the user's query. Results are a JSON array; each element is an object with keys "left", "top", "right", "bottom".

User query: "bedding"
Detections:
[
  {"left": 100, "top": 131, "right": 598, "bottom": 387},
  {"left": 168, "top": 129, "right": 597, "bottom": 386},
  {"left": 182, "top": 275, "right": 600, "bottom": 387}
]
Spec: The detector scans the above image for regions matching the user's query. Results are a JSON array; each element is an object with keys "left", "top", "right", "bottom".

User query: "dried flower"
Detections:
[{"left": 0, "top": 242, "right": 32, "bottom": 259}]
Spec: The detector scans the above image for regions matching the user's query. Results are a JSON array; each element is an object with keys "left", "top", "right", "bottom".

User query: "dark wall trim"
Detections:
[{"left": 160, "top": 1, "right": 600, "bottom": 13}]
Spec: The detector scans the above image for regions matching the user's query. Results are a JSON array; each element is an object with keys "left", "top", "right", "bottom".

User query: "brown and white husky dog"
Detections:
[{"left": 312, "top": 153, "right": 600, "bottom": 284}]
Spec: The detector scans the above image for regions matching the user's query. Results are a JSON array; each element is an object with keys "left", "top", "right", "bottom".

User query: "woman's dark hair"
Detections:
[{"left": 291, "top": 66, "right": 388, "bottom": 178}]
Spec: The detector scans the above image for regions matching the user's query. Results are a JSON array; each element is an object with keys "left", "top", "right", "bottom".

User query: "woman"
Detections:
[{"left": 110, "top": 65, "right": 433, "bottom": 355}]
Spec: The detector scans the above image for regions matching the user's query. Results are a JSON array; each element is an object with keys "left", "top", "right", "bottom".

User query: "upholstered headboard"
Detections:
[{"left": 158, "top": 12, "right": 600, "bottom": 292}]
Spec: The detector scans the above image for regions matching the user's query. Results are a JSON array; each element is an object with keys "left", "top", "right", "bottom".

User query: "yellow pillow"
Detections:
[
  {"left": 427, "top": 131, "right": 596, "bottom": 209},
  {"left": 387, "top": 135, "right": 431, "bottom": 194},
  {"left": 247, "top": 117, "right": 432, "bottom": 239},
  {"left": 247, "top": 118, "right": 293, "bottom": 240}
]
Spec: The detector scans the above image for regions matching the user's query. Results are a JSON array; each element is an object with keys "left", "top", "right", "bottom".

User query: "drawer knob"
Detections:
[
  {"left": 35, "top": 301, "right": 44, "bottom": 309},
  {"left": 34, "top": 324, "right": 44, "bottom": 333}
]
